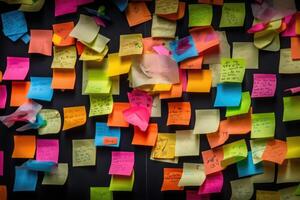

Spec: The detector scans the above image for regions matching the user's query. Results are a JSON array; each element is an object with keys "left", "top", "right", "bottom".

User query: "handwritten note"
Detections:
[
  {"left": 12, "top": 135, "right": 36, "bottom": 158},
  {"left": 220, "top": 58, "right": 246, "bottom": 83},
  {"left": 283, "top": 96, "right": 300, "bottom": 122},
  {"left": 95, "top": 122, "right": 120, "bottom": 147},
  {"left": 51, "top": 46, "right": 76, "bottom": 69},
  {"left": 152, "top": 133, "right": 175, "bottom": 159},
  {"left": 126, "top": 2, "right": 151, "bottom": 27},
  {"left": 3, "top": 57, "right": 29, "bottom": 80},
  {"left": 107, "top": 53, "right": 132, "bottom": 77},
  {"left": 119, "top": 34, "right": 143, "bottom": 56},
  {"left": 89, "top": 94, "right": 113, "bottom": 117},
  {"left": 219, "top": 3, "right": 245, "bottom": 27},
  {"left": 107, "top": 102, "right": 130, "bottom": 127},
  {"left": 151, "top": 15, "right": 176, "bottom": 38},
  {"left": 262, "top": 139, "right": 287, "bottom": 164},
  {"left": 279, "top": 49, "right": 300, "bottom": 74},
  {"left": 161, "top": 168, "right": 183, "bottom": 191},
  {"left": 132, "top": 123, "right": 158, "bottom": 146},
  {"left": 251, "top": 112, "right": 275, "bottom": 138},
  {"left": 62, "top": 106, "right": 86, "bottom": 131},
  {"left": 175, "top": 130, "right": 199, "bottom": 156},
  {"left": 0, "top": 85, "right": 7, "bottom": 109},
  {"left": 251, "top": 74, "right": 276, "bottom": 98},
  {"left": 72, "top": 139, "right": 96, "bottom": 167},
  {"left": 13, "top": 167, "right": 37, "bottom": 192},
  {"left": 198, "top": 172, "right": 223, "bottom": 194},
  {"left": 202, "top": 148, "right": 224, "bottom": 175},
  {"left": 193, "top": 109, "right": 220, "bottom": 134},
  {"left": 10, "top": 81, "right": 30, "bottom": 107},
  {"left": 27, "top": 77, "right": 53, "bottom": 102},
  {"left": 214, "top": 83, "right": 242, "bottom": 107},
  {"left": 38, "top": 109, "right": 61, "bottom": 135},
  {"left": 188, "top": 4, "right": 212, "bottom": 27},
  {"left": 123, "top": 106, "right": 150, "bottom": 131},
  {"left": 52, "top": 22, "right": 75, "bottom": 46},
  {"left": 206, "top": 120, "right": 229, "bottom": 148},
  {"left": 222, "top": 139, "right": 248, "bottom": 167},
  {"left": 178, "top": 163, "right": 206, "bottom": 187},
  {"left": 109, "top": 151, "right": 134, "bottom": 176},
  {"left": 250, "top": 139, "right": 267, "bottom": 164},
  {"left": 36, "top": 139, "right": 59, "bottom": 163},
  {"left": 167, "top": 102, "right": 191, "bottom": 125},
  {"left": 42, "top": 163, "right": 68, "bottom": 185},
  {"left": 128, "top": 89, "right": 153, "bottom": 112},
  {"left": 155, "top": 0, "right": 179, "bottom": 15},
  {"left": 169, "top": 36, "right": 198, "bottom": 63},
  {"left": 28, "top": 29, "right": 53, "bottom": 56}
]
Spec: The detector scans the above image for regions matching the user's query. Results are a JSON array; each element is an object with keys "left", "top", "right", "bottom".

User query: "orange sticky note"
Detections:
[
  {"left": 161, "top": 168, "right": 184, "bottom": 191},
  {"left": 107, "top": 102, "right": 131, "bottom": 127},
  {"left": 52, "top": 68, "right": 76, "bottom": 90},
  {"left": 227, "top": 110, "right": 251, "bottom": 135},
  {"left": 202, "top": 148, "right": 224, "bottom": 175},
  {"left": 190, "top": 27, "right": 219, "bottom": 53},
  {"left": 142, "top": 37, "right": 166, "bottom": 54},
  {"left": 186, "top": 69, "right": 212, "bottom": 93},
  {"left": 159, "top": 83, "right": 182, "bottom": 99},
  {"left": 132, "top": 123, "right": 158, "bottom": 146},
  {"left": 167, "top": 102, "right": 191, "bottom": 126},
  {"left": 0, "top": 71, "right": 2, "bottom": 82},
  {"left": 10, "top": 81, "right": 30, "bottom": 107},
  {"left": 125, "top": 2, "right": 151, "bottom": 27},
  {"left": 158, "top": 2, "right": 186, "bottom": 21},
  {"left": 103, "top": 137, "right": 118, "bottom": 145},
  {"left": 207, "top": 120, "right": 229, "bottom": 148},
  {"left": 180, "top": 55, "right": 203, "bottom": 69},
  {"left": 62, "top": 106, "right": 87, "bottom": 131},
  {"left": 295, "top": 12, "right": 300, "bottom": 35},
  {"left": 28, "top": 29, "right": 53, "bottom": 56},
  {"left": 12, "top": 135, "right": 36, "bottom": 159},
  {"left": 198, "top": 0, "right": 224, "bottom": 5},
  {"left": 0, "top": 185, "right": 7, "bottom": 200},
  {"left": 291, "top": 37, "right": 300, "bottom": 60},
  {"left": 52, "top": 22, "right": 75, "bottom": 46},
  {"left": 76, "top": 41, "right": 85, "bottom": 55},
  {"left": 262, "top": 139, "right": 287, "bottom": 165}
]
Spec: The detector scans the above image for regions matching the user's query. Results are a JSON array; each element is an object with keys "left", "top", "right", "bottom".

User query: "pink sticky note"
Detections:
[
  {"left": 93, "top": 17, "right": 106, "bottom": 27},
  {"left": 3, "top": 57, "right": 29, "bottom": 80},
  {"left": 251, "top": 74, "right": 277, "bottom": 98},
  {"left": 55, "top": 0, "right": 77, "bottom": 17},
  {"left": 247, "top": 22, "right": 267, "bottom": 34},
  {"left": 198, "top": 172, "right": 223, "bottom": 194},
  {"left": 28, "top": 30, "right": 53, "bottom": 56},
  {"left": 282, "top": 15, "right": 296, "bottom": 37},
  {"left": 180, "top": 69, "right": 187, "bottom": 92},
  {"left": 285, "top": 86, "right": 300, "bottom": 94},
  {"left": 152, "top": 45, "right": 171, "bottom": 56},
  {"left": 36, "top": 139, "right": 59, "bottom": 163},
  {"left": 76, "top": 0, "right": 94, "bottom": 6},
  {"left": 123, "top": 106, "right": 150, "bottom": 131},
  {"left": 109, "top": 151, "right": 134, "bottom": 176},
  {"left": 186, "top": 191, "right": 210, "bottom": 200},
  {"left": 0, "top": 85, "right": 7, "bottom": 109},
  {"left": 0, "top": 151, "right": 3, "bottom": 176},
  {"left": 128, "top": 89, "right": 153, "bottom": 113}
]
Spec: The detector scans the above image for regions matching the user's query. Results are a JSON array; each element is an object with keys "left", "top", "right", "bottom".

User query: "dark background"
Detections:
[{"left": 0, "top": 0, "right": 300, "bottom": 199}]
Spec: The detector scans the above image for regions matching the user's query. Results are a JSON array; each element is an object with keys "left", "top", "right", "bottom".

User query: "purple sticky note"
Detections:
[
  {"left": 0, "top": 151, "right": 3, "bottom": 176},
  {"left": 109, "top": 151, "right": 134, "bottom": 176},
  {"left": 251, "top": 74, "right": 277, "bottom": 98},
  {"left": 3, "top": 57, "right": 29, "bottom": 80},
  {"left": 198, "top": 172, "right": 223, "bottom": 195},
  {"left": 36, "top": 139, "right": 59, "bottom": 163},
  {"left": 0, "top": 85, "right": 7, "bottom": 109}
]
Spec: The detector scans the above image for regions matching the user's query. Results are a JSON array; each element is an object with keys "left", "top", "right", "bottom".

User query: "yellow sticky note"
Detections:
[
  {"left": 155, "top": 0, "right": 179, "bottom": 15},
  {"left": 72, "top": 139, "right": 96, "bottom": 167},
  {"left": 62, "top": 106, "right": 87, "bottom": 131},
  {"left": 38, "top": 109, "right": 61, "bottom": 135},
  {"left": 186, "top": 69, "right": 212, "bottom": 93},
  {"left": 89, "top": 94, "right": 113, "bottom": 117},
  {"left": 80, "top": 46, "right": 108, "bottom": 61},
  {"left": 152, "top": 84, "right": 172, "bottom": 92},
  {"left": 52, "top": 34, "right": 62, "bottom": 45},
  {"left": 119, "top": 34, "right": 143, "bottom": 56},
  {"left": 286, "top": 136, "right": 300, "bottom": 159},
  {"left": 151, "top": 133, "right": 175, "bottom": 159},
  {"left": 222, "top": 139, "right": 248, "bottom": 167},
  {"left": 151, "top": 15, "right": 177, "bottom": 38},
  {"left": 51, "top": 46, "right": 77, "bottom": 69},
  {"left": 178, "top": 163, "right": 206, "bottom": 186},
  {"left": 109, "top": 172, "right": 134, "bottom": 191},
  {"left": 106, "top": 53, "right": 132, "bottom": 77}
]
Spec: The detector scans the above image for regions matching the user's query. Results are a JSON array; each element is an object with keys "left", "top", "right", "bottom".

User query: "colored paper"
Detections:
[
  {"left": 62, "top": 106, "right": 87, "bottom": 131},
  {"left": 277, "top": 159, "right": 300, "bottom": 183},
  {"left": 27, "top": 77, "right": 53, "bottom": 101},
  {"left": 158, "top": 2, "right": 185, "bottom": 21},
  {"left": 222, "top": 139, "right": 248, "bottom": 167},
  {"left": 22, "top": 160, "right": 56, "bottom": 172},
  {"left": 42, "top": 163, "right": 68, "bottom": 185},
  {"left": 152, "top": 133, "right": 175, "bottom": 159},
  {"left": 52, "top": 68, "right": 76, "bottom": 90},
  {"left": 206, "top": 120, "right": 229, "bottom": 148},
  {"left": 220, "top": 58, "right": 246, "bottom": 83},
  {"left": 286, "top": 136, "right": 300, "bottom": 159},
  {"left": 251, "top": 162, "right": 275, "bottom": 183},
  {"left": 232, "top": 42, "right": 259, "bottom": 69},
  {"left": 0, "top": 85, "right": 7, "bottom": 109},
  {"left": 95, "top": 122, "right": 120, "bottom": 147},
  {"left": 175, "top": 130, "right": 200, "bottom": 157},
  {"left": 190, "top": 27, "right": 219, "bottom": 53},
  {"left": 38, "top": 109, "right": 61, "bottom": 135},
  {"left": 291, "top": 36, "right": 300, "bottom": 60},
  {"left": 36, "top": 139, "right": 59, "bottom": 163},
  {"left": 106, "top": 53, "right": 132, "bottom": 77},
  {"left": 155, "top": 0, "right": 179, "bottom": 15},
  {"left": 0, "top": 152, "right": 3, "bottom": 176},
  {"left": 250, "top": 139, "right": 268, "bottom": 164},
  {"left": 167, "top": 102, "right": 191, "bottom": 125},
  {"left": 10, "top": 81, "right": 30, "bottom": 107},
  {"left": 193, "top": 109, "right": 220, "bottom": 134},
  {"left": 109, "top": 172, "right": 134, "bottom": 191},
  {"left": 219, "top": 3, "right": 245, "bottom": 27},
  {"left": 51, "top": 46, "right": 77, "bottom": 69},
  {"left": 12, "top": 135, "right": 36, "bottom": 158},
  {"left": 188, "top": 4, "right": 212, "bottom": 27},
  {"left": 119, "top": 34, "right": 143, "bottom": 56},
  {"left": 152, "top": 45, "right": 171, "bottom": 56},
  {"left": 3, "top": 57, "right": 29, "bottom": 80},
  {"left": 226, "top": 92, "right": 251, "bottom": 117},
  {"left": 214, "top": 83, "right": 242, "bottom": 107},
  {"left": 13, "top": 167, "right": 37, "bottom": 192},
  {"left": 227, "top": 110, "right": 252, "bottom": 134},
  {"left": 81, "top": 34, "right": 110, "bottom": 53},
  {"left": 202, "top": 148, "right": 224, "bottom": 175},
  {"left": 237, "top": 151, "right": 264, "bottom": 178},
  {"left": 72, "top": 139, "right": 96, "bottom": 167},
  {"left": 251, "top": 74, "right": 277, "bottom": 98},
  {"left": 180, "top": 56, "right": 203, "bottom": 69},
  {"left": 89, "top": 94, "right": 113, "bottom": 117},
  {"left": 283, "top": 96, "right": 300, "bottom": 122},
  {"left": 151, "top": 15, "right": 177, "bottom": 38},
  {"left": 198, "top": 172, "right": 223, "bottom": 194},
  {"left": 262, "top": 139, "right": 287, "bottom": 165},
  {"left": 279, "top": 49, "right": 300, "bottom": 74},
  {"left": 52, "top": 22, "right": 75, "bottom": 46},
  {"left": 125, "top": 2, "right": 151, "bottom": 27},
  {"left": 132, "top": 123, "right": 158, "bottom": 146},
  {"left": 28, "top": 29, "right": 53, "bottom": 56},
  {"left": 230, "top": 177, "right": 253, "bottom": 200},
  {"left": 186, "top": 69, "right": 212, "bottom": 93},
  {"left": 107, "top": 102, "right": 130, "bottom": 127},
  {"left": 109, "top": 151, "right": 134, "bottom": 176},
  {"left": 1, "top": 10, "right": 27, "bottom": 41},
  {"left": 161, "top": 168, "right": 183, "bottom": 191},
  {"left": 178, "top": 163, "right": 206, "bottom": 187},
  {"left": 54, "top": 0, "right": 77, "bottom": 16},
  {"left": 251, "top": 112, "right": 275, "bottom": 138},
  {"left": 169, "top": 35, "right": 198, "bottom": 62},
  {"left": 90, "top": 187, "right": 113, "bottom": 200}
]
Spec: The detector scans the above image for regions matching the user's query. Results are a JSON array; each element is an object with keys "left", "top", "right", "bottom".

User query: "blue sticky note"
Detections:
[
  {"left": 95, "top": 122, "right": 120, "bottom": 147},
  {"left": 27, "top": 77, "right": 53, "bottom": 101},
  {"left": 169, "top": 35, "right": 198, "bottom": 63},
  {"left": 214, "top": 83, "right": 242, "bottom": 107},
  {"left": 13, "top": 167, "right": 37, "bottom": 192},
  {"left": 21, "top": 33, "right": 31, "bottom": 44},
  {"left": 22, "top": 160, "right": 56, "bottom": 172},
  {"left": 1, "top": 10, "right": 27, "bottom": 40},
  {"left": 111, "top": 0, "right": 128, "bottom": 12},
  {"left": 237, "top": 151, "right": 264, "bottom": 178}
]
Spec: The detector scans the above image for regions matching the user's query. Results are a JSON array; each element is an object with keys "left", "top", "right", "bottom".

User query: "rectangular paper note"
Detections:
[
  {"left": 251, "top": 112, "right": 275, "bottom": 138},
  {"left": 175, "top": 130, "right": 200, "bottom": 156},
  {"left": 29, "top": 29, "right": 53, "bottom": 56},
  {"left": 188, "top": 4, "right": 212, "bottom": 27},
  {"left": 155, "top": 0, "right": 179, "bottom": 15},
  {"left": 193, "top": 109, "right": 220, "bottom": 134},
  {"left": 283, "top": 96, "right": 300, "bottom": 122},
  {"left": 109, "top": 151, "right": 134, "bottom": 176},
  {"left": 51, "top": 46, "right": 77, "bottom": 69},
  {"left": 12, "top": 135, "right": 36, "bottom": 159},
  {"left": 132, "top": 123, "right": 158, "bottom": 146},
  {"left": 36, "top": 139, "right": 59, "bottom": 163},
  {"left": 151, "top": 15, "right": 176, "bottom": 38},
  {"left": 10, "top": 81, "right": 30, "bottom": 107},
  {"left": 152, "top": 133, "right": 175, "bottom": 159},
  {"left": 62, "top": 106, "right": 86, "bottom": 131},
  {"left": 89, "top": 94, "right": 113, "bottom": 117},
  {"left": 219, "top": 3, "right": 245, "bottom": 27},
  {"left": 214, "top": 83, "right": 242, "bottom": 107},
  {"left": 232, "top": 42, "right": 259, "bottom": 69},
  {"left": 262, "top": 139, "right": 287, "bottom": 165},
  {"left": 186, "top": 69, "right": 212, "bottom": 93},
  {"left": 167, "top": 102, "right": 191, "bottom": 125},
  {"left": 198, "top": 172, "right": 223, "bottom": 194},
  {"left": 119, "top": 34, "right": 143, "bottom": 56},
  {"left": 226, "top": 91, "right": 251, "bottom": 117},
  {"left": 220, "top": 58, "right": 246, "bottom": 83},
  {"left": 95, "top": 122, "right": 120, "bottom": 147},
  {"left": 52, "top": 68, "right": 76, "bottom": 90},
  {"left": 178, "top": 163, "right": 206, "bottom": 186},
  {"left": 279, "top": 49, "right": 300, "bottom": 74},
  {"left": 222, "top": 139, "right": 248, "bottom": 167},
  {"left": 0, "top": 85, "right": 7, "bottom": 109},
  {"left": 3, "top": 57, "right": 29, "bottom": 80},
  {"left": 161, "top": 168, "right": 183, "bottom": 191},
  {"left": 38, "top": 109, "right": 61, "bottom": 135},
  {"left": 27, "top": 77, "right": 53, "bottom": 101},
  {"left": 251, "top": 74, "right": 276, "bottom": 98},
  {"left": 72, "top": 139, "right": 96, "bottom": 167}
]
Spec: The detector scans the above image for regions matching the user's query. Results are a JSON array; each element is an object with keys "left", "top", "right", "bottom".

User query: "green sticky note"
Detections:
[
  {"left": 294, "top": 184, "right": 300, "bottom": 196},
  {"left": 222, "top": 139, "right": 248, "bottom": 167},
  {"left": 42, "top": 163, "right": 68, "bottom": 185},
  {"left": 109, "top": 172, "right": 134, "bottom": 191},
  {"left": 72, "top": 139, "right": 96, "bottom": 167},
  {"left": 188, "top": 4, "right": 213, "bottom": 27},
  {"left": 219, "top": 3, "right": 245, "bottom": 28},
  {"left": 226, "top": 91, "right": 251, "bottom": 117},
  {"left": 90, "top": 187, "right": 113, "bottom": 200},
  {"left": 220, "top": 58, "right": 246, "bottom": 83},
  {"left": 283, "top": 96, "right": 300, "bottom": 122},
  {"left": 251, "top": 113, "right": 275, "bottom": 139},
  {"left": 89, "top": 94, "right": 113, "bottom": 117}
]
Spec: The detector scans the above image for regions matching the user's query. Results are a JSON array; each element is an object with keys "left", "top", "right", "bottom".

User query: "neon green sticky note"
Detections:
[
  {"left": 226, "top": 91, "right": 251, "bottom": 117},
  {"left": 219, "top": 3, "right": 245, "bottom": 28},
  {"left": 89, "top": 94, "right": 113, "bottom": 117},
  {"left": 109, "top": 172, "right": 134, "bottom": 191},
  {"left": 251, "top": 113, "right": 275, "bottom": 139},
  {"left": 286, "top": 136, "right": 300, "bottom": 159},
  {"left": 188, "top": 4, "right": 213, "bottom": 27},
  {"left": 222, "top": 139, "right": 248, "bottom": 167},
  {"left": 220, "top": 58, "right": 246, "bottom": 83},
  {"left": 90, "top": 187, "right": 113, "bottom": 200},
  {"left": 85, "top": 66, "right": 112, "bottom": 94},
  {"left": 283, "top": 96, "right": 300, "bottom": 122}
]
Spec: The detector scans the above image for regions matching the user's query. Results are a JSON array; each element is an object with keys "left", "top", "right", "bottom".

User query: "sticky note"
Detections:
[
  {"left": 125, "top": 2, "right": 151, "bottom": 27},
  {"left": 256, "top": 190, "right": 280, "bottom": 200},
  {"left": 70, "top": 14, "right": 99, "bottom": 43},
  {"left": 158, "top": 2, "right": 185, "bottom": 21},
  {"left": 251, "top": 112, "right": 275, "bottom": 138},
  {"left": 190, "top": 27, "right": 219, "bottom": 53},
  {"left": 12, "top": 135, "right": 36, "bottom": 158},
  {"left": 222, "top": 139, "right": 248, "bottom": 167},
  {"left": 132, "top": 123, "right": 158, "bottom": 146},
  {"left": 119, "top": 34, "right": 143, "bottom": 56},
  {"left": 106, "top": 53, "right": 132, "bottom": 77},
  {"left": 36, "top": 139, "right": 59, "bottom": 163},
  {"left": 175, "top": 130, "right": 200, "bottom": 156},
  {"left": 169, "top": 36, "right": 198, "bottom": 63},
  {"left": 89, "top": 94, "right": 113, "bottom": 117},
  {"left": 38, "top": 109, "right": 61, "bottom": 135},
  {"left": 51, "top": 46, "right": 77, "bottom": 69},
  {"left": 3, "top": 57, "right": 29, "bottom": 80},
  {"left": 279, "top": 186, "right": 299, "bottom": 200},
  {"left": 206, "top": 120, "right": 229, "bottom": 148},
  {"left": 151, "top": 15, "right": 176, "bottom": 38},
  {"left": 186, "top": 69, "right": 212, "bottom": 93},
  {"left": 52, "top": 68, "right": 76, "bottom": 90},
  {"left": 152, "top": 133, "right": 175, "bottom": 159},
  {"left": 291, "top": 36, "right": 300, "bottom": 60},
  {"left": 128, "top": 89, "right": 152, "bottom": 111},
  {"left": 80, "top": 46, "right": 108, "bottom": 61},
  {"left": 219, "top": 3, "right": 245, "bottom": 27},
  {"left": 72, "top": 139, "right": 96, "bottom": 167},
  {"left": 167, "top": 102, "right": 191, "bottom": 125},
  {"left": 226, "top": 92, "right": 251, "bottom": 117},
  {"left": 107, "top": 102, "right": 130, "bottom": 127},
  {"left": 232, "top": 42, "right": 259, "bottom": 69},
  {"left": 54, "top": 0, "right": 77, "bottom": 16},
  {"left": 90, "top": 187, "right": 113, "bottom": 200},
  {"left": 188, "top": 4, "right": 212, "bottom": 27},
  {"left": 227, "top": 110, "right": 252, "bottom": 134},
  {"left": 187, "top": 191, "right": 209, "bottom": 200},
  {"left": 152, "top": 45, "right": 171, "bottom": 56},
  {"left": 283, "top": 96, "right": 300, "bottom": 122},
  {"left": 251, "top": 74, "right": 276, "bottom": 98},
  {"left": 0, "top": 185, "right": 6, "bottom": 200},
  {"left": 13, "top": 167, "right": 37, "bottom": 192},
  {"left": 237, "top": 151, "right": 264, "bottom": 178},
  {"left": 21, "top": 160, "right": 56, "bottom": 172},
  {"left": 198, "top": 172, "right": 223, "bottom": 194},
  {"left": 214, "top": 83, "right": 242, "bottom": 107},
  {"left": 0, "top": 151, "right": 3, "bottom": 176},
  {"left": 262, "top": 139, "right": 287, "bottom": 164},
  {"left": 220, "top": 58, "right": 246, "bottom": 83},
  {"left": 277, "top": 159, "right": 300, "bottom": 183},
  {"left": 27, "top": 77, "right": 53, "bottom": 101},
  {"left": 279, "top": 49, "right": 300, "bottom": 74},
  {"left": 95, "top": 122, "right": 120, "bottom": 147},
  {"left": 62, "top": 106, "right": 86, "bottom": 131},
  {"left": 161, "top": 168, "right": 183, "bottom": 191},
  {"left": 178, "top": 163, "right": 206, "bottom": 187},
  {"left": 251, "top": 162, "right": 275, "bottom": 183},
  {"left": 52, "top": 22, "right": 75, "bottom": 46},
  {"left": 10, "top": 81, "right": 30, "bottom": 107},
  {"left": 159, "top": 83, "right": 182, "bottom": 99},
  {"left": 202, "top": 148, "right": 224, "bottom": 175},
  {"left": 28, "top": 29, "right": 53, "bottom": 56},
  {"left": 0, "top": 85, "right": 7, "bottom": 109},
  {"left": 250, "top": 139, "right": 268, "bottom": 164},
  {"left": 180, "top": 56, "right": 203, "bottom": 69},
  {"left": 286, "top": 136, "right": 300, "bottom": 159},
  {"left": 1, "top": 10, "right": 27, "bottom": 41},
  {"left": 109, "top": 172, "right": 134, "bottom": 191},
  {"left": 111, "top": 0, "right": 128, "bottom": 12},
  {"left": 155, "top": 0, "right": 179, "bottom": 15},
  {"left": 81, "top": 34, "right": 110, "bottom": 53},
  {"left": 109, "top": 151, "right": 134, "bottom": 176},
  {"left": 230, "top": 177, "right": 253, "bottom": 200},
  {"left": 193, "top": 109, "right": 220, "bottom": 134},
  {"left": 42, "top": 163, "right": 68, "bottom": 185},
  {"left": 123, "top": 106, "right": 150, "bottom": 131}
]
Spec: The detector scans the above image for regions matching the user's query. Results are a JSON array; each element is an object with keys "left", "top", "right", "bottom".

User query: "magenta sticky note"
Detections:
[
  {"left": 285, "top": 86, "right": 300, "bottom": 94},
  {"left": 0, "top": 151, "right": 3, "bottom": 176},
  {"left": 152, "top": 45, "right": 171, "bottom": 56},
  {"left": 127, "top": 89, "right": 153, "bottom": 113},
  {"left": 282, "top": 15, "right": 296, "bottom": 37},
  {"left": 0, "top": 85, "right": 7, "bottom": 109},
  {"left": 76, "top": 0, "right": 94, "bottom": 6},
  {"left": 198, "top": 172, "right": 223, "bottom": 195},
  {"left": 180, "top": 69, "right": 187, "bottom": 92},
  {"left": 251, "top": 74, "right": 277, "bottom": 98},
  {"left": 3, "top": 57, "right": 29, "bottom": 80},
  {"left": 55, "top": 0, "right": 77, "bottom": 17},
  {"left": 123, "top": 106, "right": 150, "bottom": 131},
  {"left": 36, "top": 139, "right": 59, "bottom": 163},
  {"left": 109, "top": 151, "right": 134, "bottom": 176},
  {"left": 186, "top": 190, "right": 210, "bottom": 200}
]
